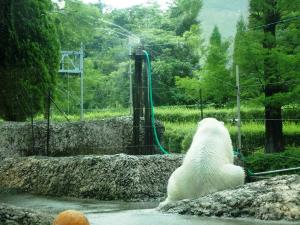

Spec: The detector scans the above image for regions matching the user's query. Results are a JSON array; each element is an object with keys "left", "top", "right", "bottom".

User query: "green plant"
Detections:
[
  {"left": 163, "top": 121, "right": 300, "bottom": 154},
  {"left": 245, "top": 147, "right": 300, "bottom": 174}
]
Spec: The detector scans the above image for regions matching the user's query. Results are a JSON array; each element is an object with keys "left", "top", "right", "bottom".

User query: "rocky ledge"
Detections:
[
  {"left": 0, "top": 203, "right": 53, "bottom": 225},
  {"left": 0, "top": 154, "right": 183, "bottom": 201},
  {"left": 159, "top": 174, "right": 300, "bottom": 221}
]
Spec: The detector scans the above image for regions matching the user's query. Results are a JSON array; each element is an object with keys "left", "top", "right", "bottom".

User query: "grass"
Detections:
[
  {"left": 163, "top": 121, "right": 300, "bottom": 154},
  {"left": 46, "top": 105, "right": 300, "bottom": 123},
  {"left": 35, "top": 108, "right": 130, "bottom": 122}
]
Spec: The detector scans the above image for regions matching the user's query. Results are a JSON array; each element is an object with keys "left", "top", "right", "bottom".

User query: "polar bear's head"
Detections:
[
  {"left": 197, "top": 118, "right": 229, "bottom": 137},
  {"left": 197, "top": 117, "right": 224, "bottom": 128}
]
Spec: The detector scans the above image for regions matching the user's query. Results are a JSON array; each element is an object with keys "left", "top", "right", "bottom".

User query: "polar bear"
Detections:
[{"left": 159, "top": 118, "right": 245, "bottom": 207}]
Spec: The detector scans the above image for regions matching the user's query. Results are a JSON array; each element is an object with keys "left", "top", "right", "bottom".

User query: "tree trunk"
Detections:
[{"left": 263, "top": 0, "right": 284, "bottom": 153}]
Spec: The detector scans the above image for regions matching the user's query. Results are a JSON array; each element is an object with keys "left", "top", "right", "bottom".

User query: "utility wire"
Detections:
[{"left": 248, "top": 15, "right": 300, "bottom": 30}]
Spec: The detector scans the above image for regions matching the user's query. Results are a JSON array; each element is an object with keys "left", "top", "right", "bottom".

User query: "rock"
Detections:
[
  {"left": 0, "top": 117, "right": 164, "bottom": 157},
  {"left": 0, "top": 154, "right": 183, "bottom": 201},
  {"left": 159, "top": 174, "right": 300, "bottom": 221},
  {"left": 0, "top": 203, "right": 54, "bottom": 225}
]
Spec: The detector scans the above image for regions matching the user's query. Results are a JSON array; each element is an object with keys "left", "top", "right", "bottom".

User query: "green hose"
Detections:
[{"left": 143, "top": 50, "right": 169, "bottom": 154}]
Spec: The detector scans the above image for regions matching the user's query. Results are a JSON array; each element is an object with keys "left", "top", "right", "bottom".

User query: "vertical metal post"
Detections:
[
  {"left": 30, "top": 94, "right": 35, "bottom": 154},
  {"left": 46, "top": 90, "right": 51, "bottom": 156},
  {"left": 67, "top": 73, "right": 70, "bottom": 115},
  {"left": 80, "top": 42, "right": 84, "bottom": 121},
  {"left": 236, "top": 65, "right": 242, "bottom": 150},
  {"left": 129, "top": 44, "right": 133, "bottom": 114},
  {"left": 200, "top": 88, "right": 203, "bottom": 120}
]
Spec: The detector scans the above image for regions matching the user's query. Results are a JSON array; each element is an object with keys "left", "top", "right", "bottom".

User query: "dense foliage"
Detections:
[{"left": 0, "top": 0, "right": 60, "bottom": 121}]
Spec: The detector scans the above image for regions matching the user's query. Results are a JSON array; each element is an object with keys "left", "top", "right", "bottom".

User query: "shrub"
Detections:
[{"left": 245, "top": 147, "right": 300, "bottom": 174}]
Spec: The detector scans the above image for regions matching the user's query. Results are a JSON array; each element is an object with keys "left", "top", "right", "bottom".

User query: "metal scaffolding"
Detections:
[{"left": 58, "top": 43, "right": 84, "bottom": 120}]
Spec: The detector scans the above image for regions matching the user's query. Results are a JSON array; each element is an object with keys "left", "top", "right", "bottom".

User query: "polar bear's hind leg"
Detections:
[{"left": 220, "top": 164, "right": 245, "bottom": 189}]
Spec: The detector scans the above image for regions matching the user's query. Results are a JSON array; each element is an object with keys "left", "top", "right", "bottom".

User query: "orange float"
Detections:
[{"left": 52, "top": 210, "right": 90, "bottom": 225}]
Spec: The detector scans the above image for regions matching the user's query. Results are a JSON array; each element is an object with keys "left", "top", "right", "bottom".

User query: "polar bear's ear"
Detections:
[{"left": 220, "top": 121, "right": 224, "bottom": 125}]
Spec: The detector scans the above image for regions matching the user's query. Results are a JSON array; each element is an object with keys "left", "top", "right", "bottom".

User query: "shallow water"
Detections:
[{"left": 0, "top": 193, "right": 299, "bottom": 225}]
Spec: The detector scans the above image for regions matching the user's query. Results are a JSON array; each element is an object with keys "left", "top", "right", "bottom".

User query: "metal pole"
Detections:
[
  {"left": 80, "top": 42, "right": 84, "bottom": 121},
  {"left": 200, "top": 88, "right": 203, "bottom": 120},
  {"left": 236, "top": 65, "right": 242, "bottom": 150},
  {"left": 67, "top": 73, "right": 70, "bottom": 115},
  {"left": 46, "top": 90, "right": 51, "bottom": 156},
  {"left": 253, "top": 167, "right": 300, "bottom": 176},
  {"left": 129, "top": 44, "right": 133, "bottom": 114}
]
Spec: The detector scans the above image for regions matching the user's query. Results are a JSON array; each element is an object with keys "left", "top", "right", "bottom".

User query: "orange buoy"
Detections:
[{"left": 52, "top": 210, "right": 90, "bottom": 225}]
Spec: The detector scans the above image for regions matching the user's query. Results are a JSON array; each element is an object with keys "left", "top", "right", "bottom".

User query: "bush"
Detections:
[{"left": 245, "top": 147, "right": 300, "bottom": 174}]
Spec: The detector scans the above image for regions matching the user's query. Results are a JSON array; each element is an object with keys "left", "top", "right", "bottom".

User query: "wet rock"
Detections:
[
  {"left": 0, "top": 203, "right": 54, "bottom": 225},
  {"left": 0, "top": 154, "right": 183, "bottom": 201},
  {"left": 159, "top": 175, "right": 300, "bottom": 221}
]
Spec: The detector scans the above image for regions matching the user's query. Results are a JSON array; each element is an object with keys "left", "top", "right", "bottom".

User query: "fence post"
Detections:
[
  {"left": 236, "top": 65, "right": 242, "bottom": 151},
  {"left": 200, "top": 88, "right": 203, "bottom": 120},
  {"left": 46, "top": 90, "right": 51, "bottom": 156}
]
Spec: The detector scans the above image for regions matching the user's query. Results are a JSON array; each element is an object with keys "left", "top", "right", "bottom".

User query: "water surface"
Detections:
[{"left": 0, "top": 193, "right": 298, "bottom": 225}]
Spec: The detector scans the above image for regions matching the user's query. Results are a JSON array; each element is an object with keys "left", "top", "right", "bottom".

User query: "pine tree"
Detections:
[
  {"left": 0, "top": 0, "right": 60, "bottom": 121},
  {"left": 233, "top": 16, "right": 263, "bottom": 100},
  {"left": 201, "top": 26, "right": 233, "bottom": 107}
]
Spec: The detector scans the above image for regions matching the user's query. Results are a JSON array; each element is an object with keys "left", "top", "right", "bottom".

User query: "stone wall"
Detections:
[
  {"left": 0, "top": 203, "right": 53, "bottom": 225},
  {"left": 0, "top": 117, "right": 164, "bottom": 158},
  {"left": 0, "top": 154, "right": 183, "bottom": 201}
]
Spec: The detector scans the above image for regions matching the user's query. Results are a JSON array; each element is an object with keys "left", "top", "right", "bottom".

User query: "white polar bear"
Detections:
[{"left": 159, "top": 118, "right": 245, "bottom": 207}]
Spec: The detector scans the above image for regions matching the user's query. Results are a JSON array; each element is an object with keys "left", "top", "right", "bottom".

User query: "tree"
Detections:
[
  {"left": 200, "top": 26, "right": 233, "bottom": 107},
  {"left": 238, "top": 0, "right": 300, "bottom": 153},
  {"left": 169, "top": 0, "right": 203, "bottom": 35},
  {"left": 0, "top": 0, "right": 60, "bottom": 121},
  {"left": 248, "top": 0, "right": 300, "bottom": 153},
  {"left": 233, "top": 16, "right": 263, "bottom": 101}
]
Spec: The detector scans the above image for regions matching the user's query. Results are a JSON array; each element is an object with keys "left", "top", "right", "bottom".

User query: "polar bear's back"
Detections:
[{"left": 183, "top": 118, "right": 234, "bottom": 166}]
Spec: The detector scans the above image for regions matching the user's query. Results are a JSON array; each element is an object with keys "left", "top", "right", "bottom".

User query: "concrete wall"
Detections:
[{"left": 0, "top": 117, "right": 164, "bottom": 158}]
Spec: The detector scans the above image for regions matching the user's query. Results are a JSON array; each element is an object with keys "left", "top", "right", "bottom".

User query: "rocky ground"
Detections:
[
  {"left": 0, "top": 203, "right": 53, "bottom": 225},
  {"left": 159, "top": 174, "right": 300, "bottom": 221},
  {"left": 0, "top": 154, "right": 183, "bottom": 201}
]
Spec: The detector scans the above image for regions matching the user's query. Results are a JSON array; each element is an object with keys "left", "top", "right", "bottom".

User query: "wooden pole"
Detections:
[{"left": 131, "top": 48, "right": 143, "bottom": 155}]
